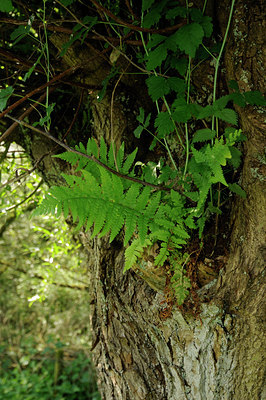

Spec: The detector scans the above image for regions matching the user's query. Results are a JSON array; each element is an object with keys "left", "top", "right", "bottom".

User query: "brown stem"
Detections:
[
  {"left": 5, "top": 115, "right": 180, "bottom": 193},
  {"left": 89, "top": 0, "right": 185, "bottom": 33},
  {"left": 0, "top": 67, "right": 78, "bottom": 120},
  {"left": 0, "top": 89, "right": 54, "bottom": 142}
]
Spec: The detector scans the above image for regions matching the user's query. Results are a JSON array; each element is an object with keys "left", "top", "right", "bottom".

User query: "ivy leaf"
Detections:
[
  {"left": 155, "top": 112, "right": 173, "bottom": 137},
  {"left": 146, "top": 76, "right": 170, "bottom": 101},
  {"left": 175, "top": 23, "right": 204, "bottom": 58},
  {"left": 0, "top": 0, "right": 13, "bottom": 12},
  {"left": 0, "top": 86, "right": 14, "bottom": 111},
  {"left": 214, "top": 108, "right": 238, "bottom": 125},
  {"left": 243, "top": 91, "right": 266, "bottom": 106}
]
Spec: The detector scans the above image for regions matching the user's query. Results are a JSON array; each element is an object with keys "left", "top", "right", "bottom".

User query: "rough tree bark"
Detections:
[{"left": 9, "top": 1, "right": 265, "bottom": 399}]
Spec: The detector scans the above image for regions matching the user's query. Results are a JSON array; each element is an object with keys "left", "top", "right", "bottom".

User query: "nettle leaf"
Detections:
[
  {"left": 213, "top": 95, "right": 232, "bottom": 110},
  {"left": 192, "top": 129, "right": 216, "bottom": 143},
  {"left": 146, "top": 76, "right": 170, "bottom": 101},
  {"left": 146, "top": 43, "right": 168, "bottom": 70},
  {"left": 230, "top": 92, "right": 246, "bottom": 107},
  {"left": 0, "top": 86, "right": 14, "bottom": 111},
  {"left": 243, "top": 91, "right": 266, "bottom": 106},
  {"left": 214, "top": 108, "right": 238, "bottom": 125},
  {"left": 172, "top": 98, "right": 192, "bottom": 123},
  {"left": 0, "top": 0, "right": 13, "bottom": 12},
  {"left": 155, "top": 112, "right": 173, "bottom": 137},
  {"left": 196, "top": 104, "right": 213, "bottom": 119},
  {"left": 175, "top": 23, "right": 204, "bottom": 58}
]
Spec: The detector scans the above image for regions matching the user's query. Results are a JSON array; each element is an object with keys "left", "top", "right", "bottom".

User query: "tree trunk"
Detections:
[
  {"left": 81, "top": 2, "right": 265, "bottom": 399},
  {"left": 12, "top": 1, "right": 265, "bottom": 399}
]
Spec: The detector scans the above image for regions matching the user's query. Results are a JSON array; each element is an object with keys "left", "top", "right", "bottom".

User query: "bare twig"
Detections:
[
  {"left": 5, "top": 115, "right": 177, "bottom": 193},
  {"left": 0, "top": 90, "right": 53, "bottom": 142},
  {"left": 0, "top": 67, "right": 78, "bottom": 120},
  {"left": 5, "top": 179, "right": 44, "bottom": 211},
  {"left": 89, "top": 0, "right": 185, "bottom": 34}
]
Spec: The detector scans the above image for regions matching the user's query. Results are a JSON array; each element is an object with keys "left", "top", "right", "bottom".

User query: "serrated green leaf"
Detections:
[
  {"left": 146, "top": 34, "right": 166, "bottom": 49},
  {"left": 142, "top": 0, "right": 168, "bottom": 28},
  {"left": 172, "top": 98, "right": 192, "bottom": 123},
  {"left": 165, "top": 6, "right": 187, "bottom": 19},
  {"left": 175, "top": 23, "right": 204, "bottom": 58},
  {"left": 155, "top": 112, "right": 173, "bottom": 137},
  {"left": 122, "top": 148, "right": 138, "bottom": 174},
  {"left": 192, "top": 129, "right": 216, "bottom": 143},
  {"left": 146, "top": 43, "right": 168, "bottom": 70},
  {"left": 230, "top": 92, "right": 246, "bottom": 107},
  {"left": 142, "top": 0, "right": 156, "bottom": 12},
  {"left": 167, "top": 77, "right": 186, "bottom": 94},
  {"left": 213, "top": 95, "right": 232, "bottom": 110},
  {"left": 243, "top": 91, "right": 266, "bottom": 106},
  {"left": 228, "top": 183, "right": 246, "bottom": 198},
  {"left": 169, "top": 57, "right": 188, "bottom": 76},
  {"left": 228, "top": 147, "right": 242, "bottom": 168},
  {"left": 214, "top": 108, "right": 238, "bottom": 125},
  {"left": 146, "top": 75, "right": 170, "bottom": 101},
  {"left": 190, "top": 9, "right": 213, "bottom": 37}
]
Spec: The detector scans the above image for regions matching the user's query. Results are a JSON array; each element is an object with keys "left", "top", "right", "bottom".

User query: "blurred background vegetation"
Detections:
[{"left": 0, "top": 144, "right": 101, "bottom": 399}]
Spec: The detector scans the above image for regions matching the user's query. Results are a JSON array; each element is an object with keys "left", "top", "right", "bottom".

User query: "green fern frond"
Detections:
[{"left": 124, "top": 238, "right": 152, "bottom": 271}]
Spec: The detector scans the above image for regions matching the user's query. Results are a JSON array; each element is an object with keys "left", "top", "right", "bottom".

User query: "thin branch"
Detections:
[
  {"left": 89, "top": 0, "right": 185, "bottom": 34},
  {"left": 5, "top": 115, "right": 177, "bottom": 193},
  {"left": 0, "top": 153, "right": 48, "bottom": 189},
  {"left": 0, "top": 67, "right": 78, "bottom": 120},
  {"left": 5, "top": 179, "right": 44, "bottom": 211},
  {"left": 0, "top": 90, "right": 53, "bottom": 142}
]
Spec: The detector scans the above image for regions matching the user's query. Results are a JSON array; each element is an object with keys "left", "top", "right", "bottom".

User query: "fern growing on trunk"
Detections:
[{"left": 33, "top": 139, "right": 192, "bottom": 275}]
